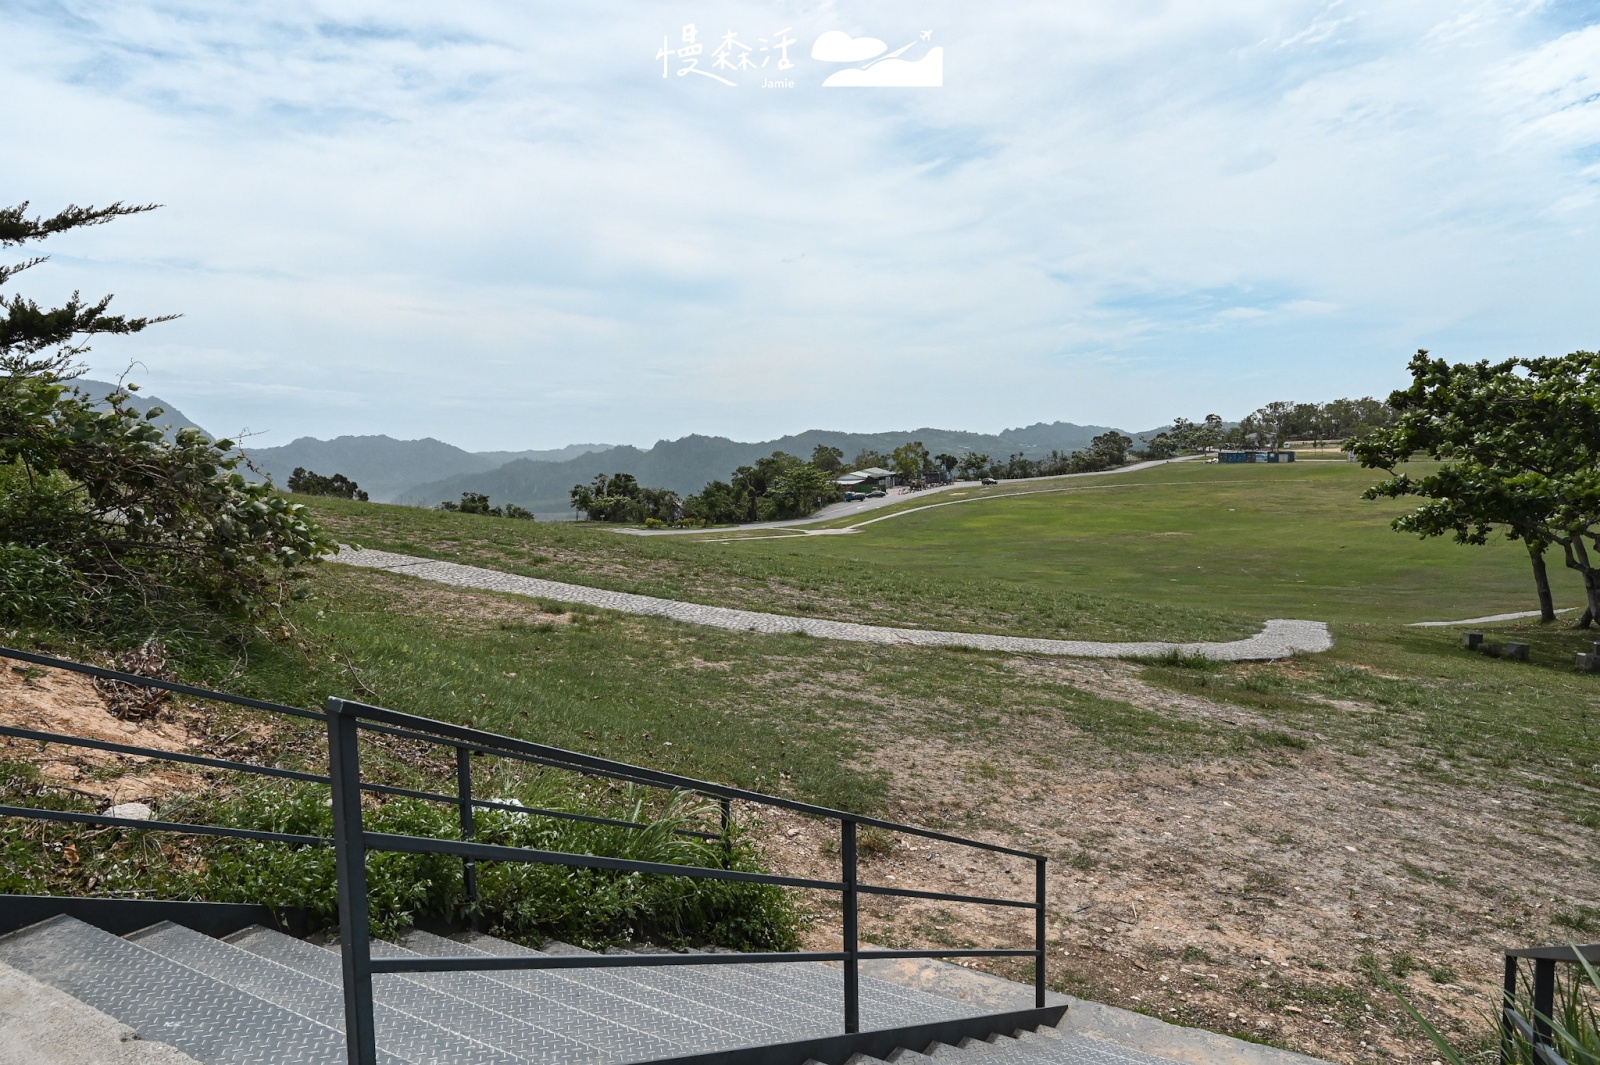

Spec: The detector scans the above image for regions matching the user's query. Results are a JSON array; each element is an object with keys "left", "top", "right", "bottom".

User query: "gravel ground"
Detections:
[{"left": 336, "top": 548, "right": 1333, "bottom": 661}]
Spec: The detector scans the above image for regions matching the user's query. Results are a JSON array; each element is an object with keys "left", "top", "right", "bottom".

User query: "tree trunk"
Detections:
[
  {"left": 1560, "top": 539, "right": 1598, "bottom": 628},
  {"left": 1528, "top": 544, "right": 1556, "bottom": 622}
]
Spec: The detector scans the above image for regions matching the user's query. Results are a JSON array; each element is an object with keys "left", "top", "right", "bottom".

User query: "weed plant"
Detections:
[{"left": 1403, "top": 954, "right": 1600, "bottom": 1065}]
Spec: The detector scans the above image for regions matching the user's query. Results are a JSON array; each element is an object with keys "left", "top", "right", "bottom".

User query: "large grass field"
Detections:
[{"left": 308, "top": 460, "right": 1559, "bottom": 643}]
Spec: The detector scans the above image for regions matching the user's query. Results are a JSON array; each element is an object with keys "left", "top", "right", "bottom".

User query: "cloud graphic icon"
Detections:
[
  {"left": 811, "top": 30, "right": 888, "bottom": 63},
  {"left": 823, "top": 47, "right": 943, "bottom": 87}
]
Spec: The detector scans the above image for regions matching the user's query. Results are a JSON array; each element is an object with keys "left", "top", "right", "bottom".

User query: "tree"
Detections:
[
  {"left": 1351, "top": 349, "right": 1600, "bottom": 624},
  {"left": 851, "top": 448, "right": 891, "bottom": 471},
  {"left": 933, "top": 453, "right": 959, "bottom": 480},
  {"left": 890, "top": 440, "right": 930, "bottom": 485},
  {"left": 288, "top": 467, "right": 368, "bottom": 501},
  {"left": 956, "top": 452, "right": 991, "bottom": 480},
  {"left": 1086, "top": 431, "right": 1132, "bottom": 469},
  {"left": 810, "top": 444, "right": 845, "bottom": 475},
  {"left": 0, "top": 201, "right": 332, "bottom": 632}
]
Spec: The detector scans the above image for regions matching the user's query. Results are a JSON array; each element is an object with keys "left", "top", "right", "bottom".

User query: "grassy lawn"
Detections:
[{"left": 305, "top": 461, "right": 1555, "bottom": 644}]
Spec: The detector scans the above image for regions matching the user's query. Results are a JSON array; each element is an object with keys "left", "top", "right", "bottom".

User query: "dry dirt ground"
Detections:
[{"left": 744, "top": 656, "right": 1596, "bottom": 1065}]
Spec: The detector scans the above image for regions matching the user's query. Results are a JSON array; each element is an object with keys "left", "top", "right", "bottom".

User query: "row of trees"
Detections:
[
  {"left": 436, "top": 492, "right": 534, "bottom": 520},
  {"left": 1137, "top": 399, "right": 1397, "bottom": 458},
  {"left": 287, "top": 466, "right": 368, "bottom": 501},
  {"left": 682, "top": 452, "right": 839, "bottom": 524}
]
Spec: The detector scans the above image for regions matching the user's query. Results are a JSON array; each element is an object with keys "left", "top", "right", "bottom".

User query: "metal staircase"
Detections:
[{"left": 0, "top": 915, "right": 1180, "bottom": 1065}]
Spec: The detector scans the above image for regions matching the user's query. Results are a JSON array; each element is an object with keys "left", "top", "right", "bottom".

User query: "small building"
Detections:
[
  {"left": 836, "top": 466, "right": 897, "bottom": 489},
  {"left": 1216, "top": 450, "right": 1295, "bottom": 464}
]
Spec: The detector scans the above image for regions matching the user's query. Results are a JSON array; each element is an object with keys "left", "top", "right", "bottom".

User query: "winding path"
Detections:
[{"left": 337, "top": 547, "right": 1333, "bottom": 661}]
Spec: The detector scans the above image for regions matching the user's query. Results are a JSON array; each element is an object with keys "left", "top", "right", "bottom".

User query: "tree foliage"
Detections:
[
  {"left": 287, "top": 467, "right": 368, "bottom": 501},
  {"left": 682, "top": 451, "right": 840, "bottom": 524},
  {"left": 0, "top": 200, "right": 333, "bottom": 636},
  {"left": 569, "top": 473, "right": 679, "bottom": 523},
  {"left": 437, "top": 491, "right": 535, "bottom": 520},
  {"left": 1352, "top": 349, "right": 1600, "bottom": 623}
]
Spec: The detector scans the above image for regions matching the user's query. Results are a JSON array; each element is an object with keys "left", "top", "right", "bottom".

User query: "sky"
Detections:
[{"left": 3, "top": 1, "right": 1598, "bottom": 451}]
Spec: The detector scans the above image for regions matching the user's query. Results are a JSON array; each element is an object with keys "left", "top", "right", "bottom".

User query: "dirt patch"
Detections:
[
  {"left": 0, "top": 660, "right": 203, "bottom": 804},
  {"left": 333, "top": 577, "right": 574, "bottom": 632},
  {"left": 747, "top": 656, "right": 1599, "bottom": 1065}
]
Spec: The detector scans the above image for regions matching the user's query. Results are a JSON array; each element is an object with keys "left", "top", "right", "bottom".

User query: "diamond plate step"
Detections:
[
  {"left": 459, "top": 933, "right": 795, "bottom": 1044},
  {"left": 401, "top": 929, "right": 736, "bottom": 1057},
  {"left": 612, "top": 944, "right": 977, "bottom": 1032},
  {"left": 129, "top": 922, "right": 524, "bottom": 1065},
  {"left": 0, "top": 915, "right": 403, "bottom": 1065},
  {"left": 228, "top": 926, "right": 603, "bottom": 1064}
]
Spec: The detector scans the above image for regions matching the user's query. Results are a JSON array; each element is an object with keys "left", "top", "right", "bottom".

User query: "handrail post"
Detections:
[
  {"left": 455, "top": 746, "right": 478, "bottom": 930},
  {"left": 327, "top": 698, "right": 377, "bottom": 1065},
  {"left": 842, "top": 819, "right": 859, "bottom": 1034},
  {"left": 719, "top": 798, "right": 733, "bottom": 870},
  {"left": 1501, "top": 954, "right": 1517, "bottom": 1064},
  {"left": 1532, "top": 958, "right": 1555, "bottom": 1046},
  {"left": 1035, "top": 856, "right": 1047, "bottom": 1008}
]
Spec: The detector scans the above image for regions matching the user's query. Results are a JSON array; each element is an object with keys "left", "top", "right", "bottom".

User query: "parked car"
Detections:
[
  {"left": 843, "top": 491, "right": 864, "bottom": 501},
  {"left": 980, "top": 477, "right": 998, "bottom": 485},
  {"left": 866, "top": 489, "right": 886, "bottom": 498}
]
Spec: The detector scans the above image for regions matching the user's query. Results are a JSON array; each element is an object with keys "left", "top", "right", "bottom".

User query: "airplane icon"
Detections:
[{"left": 920, "top": 30, "right": 932, "bottom": 41}]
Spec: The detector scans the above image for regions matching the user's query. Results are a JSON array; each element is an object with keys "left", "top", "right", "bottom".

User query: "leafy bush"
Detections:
[{"left": 203, "top": 781, "right": 797, "bottom": 949}]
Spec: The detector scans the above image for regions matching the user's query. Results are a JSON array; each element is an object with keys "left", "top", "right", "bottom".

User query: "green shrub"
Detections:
[{"left": 201, "top": 781, "right": 797, "bottom": 949}]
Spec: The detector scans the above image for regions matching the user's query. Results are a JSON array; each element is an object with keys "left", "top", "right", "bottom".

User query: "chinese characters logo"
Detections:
[{"left": 656, "top": 26, "right": 942, "bottom": 87}]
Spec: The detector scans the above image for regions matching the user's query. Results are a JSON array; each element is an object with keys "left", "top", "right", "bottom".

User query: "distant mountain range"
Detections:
[
  {"left": 73, "top": 381, "right": 1155, "bottom": 517},
  {"left": 241, "top": 436, "right": 615, "bottom": 504},
  {"left": 399, "top": 423, "right": 1143, "bottom": 517}
]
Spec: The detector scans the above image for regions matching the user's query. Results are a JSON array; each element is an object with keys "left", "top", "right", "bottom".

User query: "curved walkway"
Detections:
[
  {"left": 1408, "top": 607, "right": 1577, "bottom": 627},
  {"left": 337, "top": 547, "right": 1333, "bottom": 661}
]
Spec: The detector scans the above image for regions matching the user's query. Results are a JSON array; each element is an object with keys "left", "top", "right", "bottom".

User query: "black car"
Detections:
[{"left": 980, "top": 477, "right": 998, "bottom": 485}]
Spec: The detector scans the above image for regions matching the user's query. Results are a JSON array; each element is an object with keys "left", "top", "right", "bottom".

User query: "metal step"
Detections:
[
  {"left": 0, "top": 915, "right": 401, "bottom": 1065},
  {"left": 620, "top": 945, "right": 975, "bottom": 1030},
  {"left": 456, "top": 933, "right": 794, "bottom": 1044},
  {"left": 401, "top": 929, "right": 739, "bottom": 1056},
  {"left": 228, "top": 926, "right": 604, "bottom": 1063},
  {"left": 129, "top": 922, "right": 523, "bottom": 1065}
]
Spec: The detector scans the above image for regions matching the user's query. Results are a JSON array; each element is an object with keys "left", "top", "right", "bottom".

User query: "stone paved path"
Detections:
[
  {"left": 1408, "top": 607, "right": 1576, "bottom": 627},
  {"left": 338, "top": 548, "right": 1333, "bottom": 661}
]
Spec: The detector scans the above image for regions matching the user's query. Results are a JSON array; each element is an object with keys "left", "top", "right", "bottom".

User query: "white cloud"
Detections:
[
  {"left": 823, "top": 48, "right": 943, "bottom": 88},
  {"left": 0, "top": 1, "right": 1595, "bottom": 448},
  {"left": 811, "top": 29, "right": 887, "bottom": 63}
]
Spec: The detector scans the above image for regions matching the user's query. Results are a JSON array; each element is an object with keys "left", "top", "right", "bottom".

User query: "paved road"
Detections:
[{"left": 338, "top": 547, "right": 1333, "bottom": 661}]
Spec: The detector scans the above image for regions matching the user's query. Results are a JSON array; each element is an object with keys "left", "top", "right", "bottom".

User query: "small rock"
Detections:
[
  {"left": 785, "top": 827, "right": 800, "bottom": 837},
  {"left": 105, "top": 802, "right": 153, "bottom": 821},
  {"left": 1284, "top": 1005, "right": 1302, "bottom": 1014}
]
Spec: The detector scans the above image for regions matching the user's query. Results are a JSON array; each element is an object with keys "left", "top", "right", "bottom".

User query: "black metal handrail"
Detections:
[
  {"left": 0, "top": 647, "right": 1052, "bottom": 1065},
  {"left": 1501, "top": 943, "right": 1600, "bottom": 1064}
]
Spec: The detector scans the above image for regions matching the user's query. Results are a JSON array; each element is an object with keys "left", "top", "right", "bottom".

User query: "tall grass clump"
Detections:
[{"left": 1401, "top": 952, "right": 1600, "bottom": 1065}]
